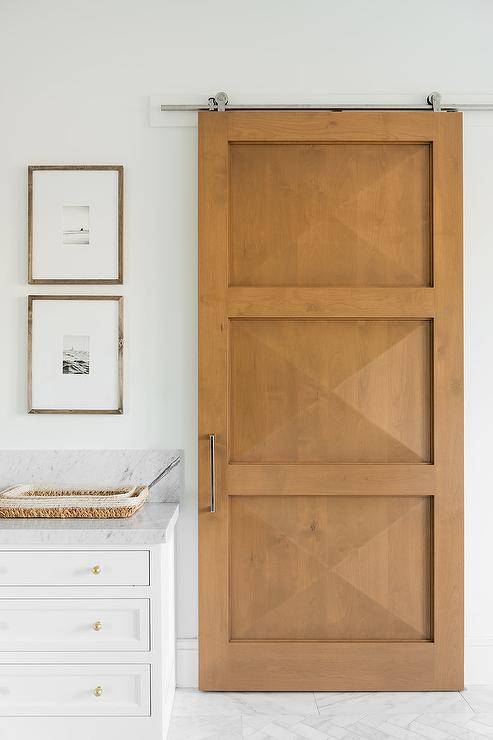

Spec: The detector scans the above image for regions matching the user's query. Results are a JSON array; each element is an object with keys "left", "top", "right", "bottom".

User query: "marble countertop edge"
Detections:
[{"left": 0, "top": 503, "right": 179, "bottom": 545}]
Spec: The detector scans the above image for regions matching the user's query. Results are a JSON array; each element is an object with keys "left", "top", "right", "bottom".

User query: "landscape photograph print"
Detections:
[
  {"left": 62, "top": 205, "right": 90, "bottom": 246},
  {"left": 62, "top": 334, "right": 90, "bottom": 374}
]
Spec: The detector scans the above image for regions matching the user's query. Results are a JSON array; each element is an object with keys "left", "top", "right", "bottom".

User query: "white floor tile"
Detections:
[
  {"left": 301, "top": 714, "right": 441, "bottom": 739},
  {"left": 173, "top": 689, "right": 318, "bottom": 717},
  {"left": 233, "top": 692, "right": 319, "bottom": 716},
  {"left": 466, "top": 717, "right": 493, "bottom": 737},
  {"left": 461, "top": 686, "right": 493, "bottom": 712},
  {"left": 314, "top": 690, "right": 470, "bottom": 715},
  {"left": 471, "top": 715, "right": 493, "bottom": 728},
  {"left": 254, "top": 723, "right": 300, "bottom": 739},
  {"left": 360, "top": 714, "right": 422, "bottom": 729},
  {"left": 242, "top": 713, "right": 422, "bottom": 740},
  {"left": 290, "top": 720, "right": 330, "bottom": 740},
  {"left": 168, "top": 713, "right": 242, "bottom": 739},
  {"left": 410, "top": 712, "right": 493, "bottom": 738},
  {"left": 405, "top": 720, "right": 450, "bottom": 739},
  {"left": 170, "top": 687, "right": 493, "bottom": 740},
  {"left": 308, "top": 715, "right": 370, "bottom": 729},
  {"left": 172, "top": 689, "right": 243, "bottom": 717},
  {"left": 297, "top": 714, "right": 369, "bottom": 739},
  {"left": 243, "top": 710, "right": 487, "bottom": 740},
  {"left": 242, "top": 715, "right": 328, "bottom": 740},
  {"left": 243, "top": 715, "right": 311, "bottom": 733}
]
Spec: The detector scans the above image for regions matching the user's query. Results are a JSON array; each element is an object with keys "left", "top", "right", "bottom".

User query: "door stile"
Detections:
[
  {"left": 198, "top": 113, "right": 230, "bottom": 687},
  {"left": 430, "top": 115, "right": 464, "bottom": 685}
]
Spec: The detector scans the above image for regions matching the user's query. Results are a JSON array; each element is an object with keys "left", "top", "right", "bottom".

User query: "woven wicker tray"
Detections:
[{"left": 0, "top": 484, "right": 148, "bottom": 519}]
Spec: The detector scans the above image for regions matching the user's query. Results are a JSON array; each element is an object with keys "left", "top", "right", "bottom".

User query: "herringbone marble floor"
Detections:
[{"left": 169, "top": 687, "right": 493, "bottom": 739}]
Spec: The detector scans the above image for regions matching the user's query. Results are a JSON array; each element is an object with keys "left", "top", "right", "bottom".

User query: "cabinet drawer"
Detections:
[
  {"left": 0, "top": 599, "right": 150, "bottom": 651},
  {"left": 0, "top": 664, "right": 150, "bottom": 716},
  {"left": 0, "top": 550, "right": 149, "bottom": 586}
]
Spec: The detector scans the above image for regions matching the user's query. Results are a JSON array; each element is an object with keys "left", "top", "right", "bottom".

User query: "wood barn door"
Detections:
[{"left": 198, "top": 112, "right": 463, "bottom": 690}]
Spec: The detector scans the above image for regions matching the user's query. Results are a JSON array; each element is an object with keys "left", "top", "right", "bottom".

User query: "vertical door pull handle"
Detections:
[{"left": 209, "top": 434, "right": 216, "bottom": 513}]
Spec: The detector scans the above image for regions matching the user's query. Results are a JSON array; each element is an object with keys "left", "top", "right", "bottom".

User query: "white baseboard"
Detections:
[
  {"left": 466, "top": 639, "right": 493, "bottom": 685},
  {"left": 176, "top": 638, "right": 199, "bottom": 688},
  {"left": 175, "top": 638, "right": 493, "bottom": 688}
]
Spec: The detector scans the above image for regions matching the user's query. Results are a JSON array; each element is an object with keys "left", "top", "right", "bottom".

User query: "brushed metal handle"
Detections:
[
  {"left": 209, "top": 433, "right": 216, "bottom": 513},
  {"left": 93, "top": 686, "right": 103, "bottom": 697},
  {"left": 91, "top": 565, "right": 101, "bottom": 575},
  {"left": 92, "top": 620, "right": 103, "bottom": 631}
]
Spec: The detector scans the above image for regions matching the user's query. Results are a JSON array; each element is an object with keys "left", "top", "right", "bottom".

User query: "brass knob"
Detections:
[
  {"left": 92, "top": 620, "right": 103, "bottom": 632},
  {"left": 93, "top": 686, "right": 103, "bottom": 698},
  {"left": 91, "top": 565, "right": 101, "bottom": 575}
]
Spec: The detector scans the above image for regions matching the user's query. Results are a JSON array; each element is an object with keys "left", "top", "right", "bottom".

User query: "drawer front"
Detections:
[
  {"left": 0, "top": 599, "right": 150, "bottom": 651},
  {"left": 0, "top": 550, "right": 149, "bottom": 586},
  {"left": 0, "top": 664, "right": 150, "bottom": 716}
]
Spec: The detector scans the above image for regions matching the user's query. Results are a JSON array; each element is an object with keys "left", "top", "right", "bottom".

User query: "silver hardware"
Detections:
[
  {"left": 147, "top": 454, "right": 181, "bottom": 490},
  {"left": 161, "top": 91, "right": 493, "bottom": 113},
  {"left": 215, "top": 92, "right": 228, "bottom": 112},
  {"left": 209, "top": 433, "right": 216, "bottom": 513},
  {"left": 427, "top": 91, "right": 442, "bottom": 112},
  {"left": 202, "top": 92, "right": 229, "bottom": 112}
]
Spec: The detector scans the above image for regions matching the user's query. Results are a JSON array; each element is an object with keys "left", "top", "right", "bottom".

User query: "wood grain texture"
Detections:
[
  {"left": 230, "top": 318, "right": 432, "bottom": 463},
  {"left": 230, "top": 496, "right": 431, "bottom": 641},
  {"left": 227, "top": 287, "right": 435, "bottom": 317},
  {"left": 226, "top": 463, "right": 436, "bottom": 495},
  {"left": 198, "top": 113, "right": 230, "bottom": 690},
  {"left": 226, "top": 111, "right": 441, "bottom": 142},
  {"left": 199, "top": 111, "right": 463, "bottom": 690},
  {"left": 432, "top": 114, "right": 464, "bottom": 687},
  {"left": 230, "top": 143, "right": 431, "bottom": 287}
]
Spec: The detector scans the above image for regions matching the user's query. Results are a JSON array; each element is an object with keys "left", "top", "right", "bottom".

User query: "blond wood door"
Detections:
[{"left": 199, "top": 112, "right": 463, "bottom": 690}]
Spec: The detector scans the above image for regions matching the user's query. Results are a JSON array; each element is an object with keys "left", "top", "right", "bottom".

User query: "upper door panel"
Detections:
[{"left": 229, "top": 143, "right": 432, "bottom": 287}]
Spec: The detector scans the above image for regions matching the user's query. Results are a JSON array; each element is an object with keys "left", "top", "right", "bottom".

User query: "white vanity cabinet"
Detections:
[{"left": 0, "top": 503, "right": 178, "bottom": 740}]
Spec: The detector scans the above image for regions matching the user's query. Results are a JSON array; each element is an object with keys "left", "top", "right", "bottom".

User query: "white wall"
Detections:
[{"left": 1, "top": 0, "right": 493, "bottom": 685}]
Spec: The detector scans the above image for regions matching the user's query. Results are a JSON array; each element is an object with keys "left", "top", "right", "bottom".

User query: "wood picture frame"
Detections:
[
  {"left": 28, "top": 165, "right": 124, "bottom": 285},
  {"left": 28, "top": 295, "right": 124, "bottom": 414}
]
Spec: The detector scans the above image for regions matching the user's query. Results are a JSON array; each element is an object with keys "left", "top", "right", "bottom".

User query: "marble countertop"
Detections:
[
  {"left": 0, "top": 450, "right": 182, "bottom": 503},
  {"left": 0, "top": 503, "right": 179, "bottom": 545}
]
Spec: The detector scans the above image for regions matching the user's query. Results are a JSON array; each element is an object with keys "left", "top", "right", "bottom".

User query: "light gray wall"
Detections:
[{"left": 1, "top": 0, "right": 493, "bottom": 683}]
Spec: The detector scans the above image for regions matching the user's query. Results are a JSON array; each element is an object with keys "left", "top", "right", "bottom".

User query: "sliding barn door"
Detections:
[{"left": 199, "top": 112, "right": 463, "bottom": 690}]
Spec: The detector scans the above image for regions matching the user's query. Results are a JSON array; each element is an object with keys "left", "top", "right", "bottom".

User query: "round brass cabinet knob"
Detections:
[
  {"left": 93, "top": 686, "right": 103, "bottom": 698},
  {"left": 92, "top": 620, "right": 103, "bottom": 632},
  {"left": 91, "top": 565, "right": 101, "bottom": 575}
]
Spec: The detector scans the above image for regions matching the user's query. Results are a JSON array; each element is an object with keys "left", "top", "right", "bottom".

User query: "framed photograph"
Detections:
[
  {"left": 28, "top": 165, "right": 123, "bottom": 284},
  {"left": 28, "top": 296, "right": 123, "bottom": 414}
]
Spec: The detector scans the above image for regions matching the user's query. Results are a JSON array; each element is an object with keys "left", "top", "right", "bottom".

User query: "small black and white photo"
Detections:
[
  {"left": 62, "top": 334, "right": 90, "bottom": 374},
  {"left": 62, "top": 205, "right": 89, "bottom": 246}
]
